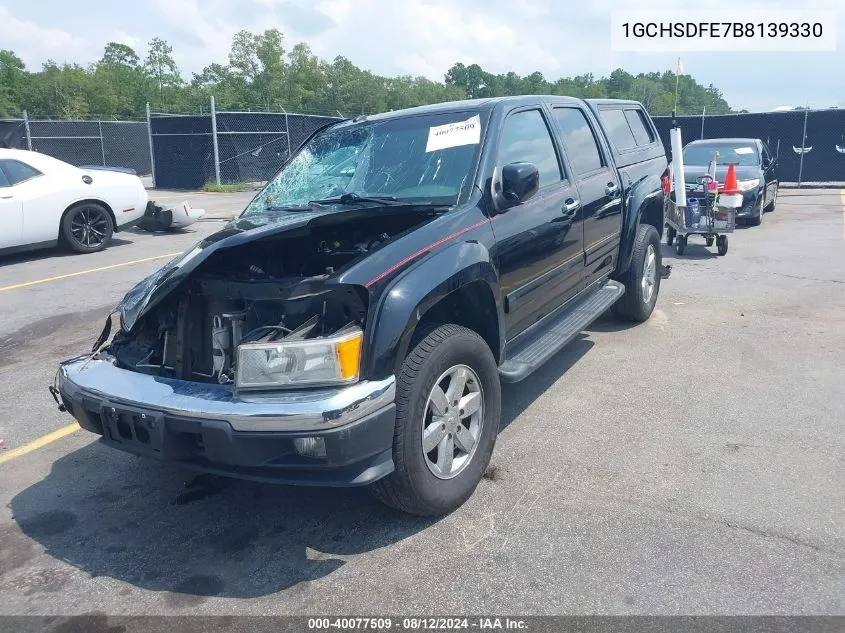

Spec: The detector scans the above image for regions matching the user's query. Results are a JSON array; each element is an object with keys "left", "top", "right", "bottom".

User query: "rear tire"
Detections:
[
  {"left": 61, "top": 202, "right": 114, "bottom": 253},
  {"left": 666, "top": 225, "right": 675, "bottom": 246},
  {"left": 370, "top": 324, "right": 501, "bottom": 516},
  {"left": 675, "top": 234, "right": 686, "bottom": 255},
  {"left": 717, "top": 235, "right": 729, "bottom": 256},
  {"left": 612, "top": 224, "right": 662, "bottom": 323}
]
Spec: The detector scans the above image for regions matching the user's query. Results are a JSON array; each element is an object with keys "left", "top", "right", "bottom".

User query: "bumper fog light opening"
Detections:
[{"left": 294, "top": 437, "right": 327, "bottom": 459}]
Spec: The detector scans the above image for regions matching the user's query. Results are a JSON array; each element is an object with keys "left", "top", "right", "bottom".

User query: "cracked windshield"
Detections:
[{"left": 245, "top": 111, "right": 485, "bottom": 215}]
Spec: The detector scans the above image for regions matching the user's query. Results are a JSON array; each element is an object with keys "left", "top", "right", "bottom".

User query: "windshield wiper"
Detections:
[{"left": 309, "top": 192, "right": 404, "bottom": 206}]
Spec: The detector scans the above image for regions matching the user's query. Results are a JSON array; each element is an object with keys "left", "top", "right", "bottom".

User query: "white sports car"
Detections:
[{"left": 0, "top": 149, "right": 147, "bottom": 256}]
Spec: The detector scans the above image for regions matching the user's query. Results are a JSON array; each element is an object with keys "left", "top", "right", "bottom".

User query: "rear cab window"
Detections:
[
  {"left": 597, "top": 106, "right": 658, "bottom": 152},
  {"left": 624, "top": 109, "right": 656, "bottom": 146}
]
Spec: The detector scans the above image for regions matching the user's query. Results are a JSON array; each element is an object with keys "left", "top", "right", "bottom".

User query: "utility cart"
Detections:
[{"left": 664, "top": 174, "right": 735, "bottom": 256}]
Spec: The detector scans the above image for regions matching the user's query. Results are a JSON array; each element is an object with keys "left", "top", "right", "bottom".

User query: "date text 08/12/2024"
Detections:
[{"left": 307, "top": 617, "right": 529, "bottom": 630}]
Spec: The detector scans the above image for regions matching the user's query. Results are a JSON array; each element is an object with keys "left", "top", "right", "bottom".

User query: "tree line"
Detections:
[{"left": 0, "top": 29, "right": 734, "bottom": 121}]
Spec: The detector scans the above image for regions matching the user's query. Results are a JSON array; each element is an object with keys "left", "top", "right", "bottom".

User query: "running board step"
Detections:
[{"left": 498, "top": 280, "right": 625, "bottom": 383}]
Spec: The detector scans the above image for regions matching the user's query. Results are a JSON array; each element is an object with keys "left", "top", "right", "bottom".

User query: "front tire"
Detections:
[
  {"left": 371, "top": 324, "right": 501, "bottom": 516},
  {"left": 765, "top": 186, "right": 778, "bottom": 212},
  {"left": 612, "top": 224, "right": 662, "bottom": 322},
  {"left": 748, "top": 197, "right": 764, "bottom": 227},
  {"left": 61, "top": 202, "right": 114, "bottom": 253}
]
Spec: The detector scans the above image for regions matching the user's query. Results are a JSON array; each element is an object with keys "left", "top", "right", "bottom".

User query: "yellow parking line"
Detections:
[
  {"left": 0, "top": 252, "right": 180, "bottom": 293},
  {"left": 0, "top": 423, "right": 80, "bottom": 465}
]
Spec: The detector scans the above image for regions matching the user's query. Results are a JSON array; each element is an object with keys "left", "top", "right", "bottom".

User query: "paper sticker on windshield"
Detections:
[
  {"left": 734, "top": 147, "right": 754, "bottom": 155},
  {"left": 426, "top": 115, "right": 481, "bottom": 152}
]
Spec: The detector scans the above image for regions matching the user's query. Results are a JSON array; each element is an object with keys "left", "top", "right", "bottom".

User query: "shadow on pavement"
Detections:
[
  {"left": 8, "top": 336, "right": 595, "bottom": 602},
  {"left": 660, "top": 241, "right": 719, "bottom": 262}
]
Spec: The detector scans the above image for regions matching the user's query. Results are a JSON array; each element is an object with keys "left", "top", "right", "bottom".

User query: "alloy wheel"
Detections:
[{"left": 421, "top": 364, "right": 484, "bottom": 480}]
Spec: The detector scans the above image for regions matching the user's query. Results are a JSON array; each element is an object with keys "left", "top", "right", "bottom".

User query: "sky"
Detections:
[{"left": 1, "top": 0, "right": 843, "bottom": 113}]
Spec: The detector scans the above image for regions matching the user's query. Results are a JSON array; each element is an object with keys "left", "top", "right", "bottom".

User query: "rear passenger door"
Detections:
[
  {"left": 550, "top": 106, "right": 622, "bottom": 287},
  {"left": 491, "top": 107, "right": 584, "bottom": 339}
]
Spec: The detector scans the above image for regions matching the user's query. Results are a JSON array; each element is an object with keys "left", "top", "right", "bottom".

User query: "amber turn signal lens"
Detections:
[{"left": 335, "top": 332, "right": 362, "bottom": 381}]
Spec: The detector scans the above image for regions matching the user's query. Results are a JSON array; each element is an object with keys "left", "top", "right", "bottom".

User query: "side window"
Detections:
[
  {"left": 498, "top": 109, "right": 562, "bottom": 188},
  {"left": 599, "top": 108, "right": 637, "bottom": 151},
  {"left": 0, "top": 166, "right": 9, "bottom": 188},
  {"left": 0, "top": 160, "right": 42, "bottom": 186},
  {"left": 552, "top": 108, "right": 605, "bottom": 177},
  {"left": 624, "top": 109, "right": 656, "bottom": 145}
]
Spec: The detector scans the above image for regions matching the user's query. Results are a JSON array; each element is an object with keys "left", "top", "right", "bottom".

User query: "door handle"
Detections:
[
  {"left": 605, "top": 182, "right": 619, "bottom": 196},
  {"left": 563, "top": 198, "right": 580, "bottom": 214},
  {"left": 0, "top": 195, "right": 13, "bottom": 200}
]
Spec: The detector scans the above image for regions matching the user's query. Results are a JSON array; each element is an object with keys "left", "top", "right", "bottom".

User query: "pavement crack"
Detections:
[
  {"left": 557, "top": 485, "right": 843, "bottom": 560},
  {"left": 766, "top": 272, "right": 845, "bottom": 285},
  {"left": 720, "top": 519, "right": 826, "bottom": 553}
]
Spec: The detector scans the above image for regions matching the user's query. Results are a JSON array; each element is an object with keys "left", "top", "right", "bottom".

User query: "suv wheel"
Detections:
[
  {"left": 371, "top": 324, "right": 501, "bottom": 516},
  {"left": 612, "top": 224, "right": 662, "bottom": 322}
]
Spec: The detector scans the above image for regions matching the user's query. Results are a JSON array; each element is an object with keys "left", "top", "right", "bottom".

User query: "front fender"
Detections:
[
  {"left": 366, "top": 240, "right": 502, "bottom": 378},
  {"left": 618, "top": 173, "right": 664, "bottom": 273}
]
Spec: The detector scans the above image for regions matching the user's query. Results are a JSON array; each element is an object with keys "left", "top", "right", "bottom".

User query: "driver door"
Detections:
[{"left": 491, "top": 107, "right": 584, "bottom": 339}]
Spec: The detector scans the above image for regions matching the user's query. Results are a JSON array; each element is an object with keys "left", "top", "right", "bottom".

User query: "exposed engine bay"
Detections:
[{"left": 108, "top": 211, "right": 432, "bottom": 384}]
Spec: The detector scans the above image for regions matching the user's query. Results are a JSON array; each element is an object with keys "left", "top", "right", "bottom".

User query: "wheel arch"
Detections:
[
  {"left": 366, "top": 240, "right": 504, "bottom": 379},
  {"left": 617, "top": 174, "right": 664, "bottom": 274}
]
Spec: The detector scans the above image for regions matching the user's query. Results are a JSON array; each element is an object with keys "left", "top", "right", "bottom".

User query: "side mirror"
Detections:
[{"left": 501, "top": 162, "right": 539, "bottom": 206}]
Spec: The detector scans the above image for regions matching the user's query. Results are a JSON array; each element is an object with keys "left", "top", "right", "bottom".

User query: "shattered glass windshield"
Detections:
[{"left": 244, "top": 111, "right": 485, "bottom": 215}]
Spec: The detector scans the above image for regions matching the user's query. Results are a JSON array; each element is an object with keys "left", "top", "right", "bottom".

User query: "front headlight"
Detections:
[
  {"left": 235, "top": 328, "right": 362, "bottom": 389},
  {"left": 738, "top": 178, "right": 760, "bottom": 191}
]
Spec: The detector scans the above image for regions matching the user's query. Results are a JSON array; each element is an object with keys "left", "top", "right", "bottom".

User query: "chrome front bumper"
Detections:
[{"left": 57, "top": 356, "right": 396, "bottom": 433}]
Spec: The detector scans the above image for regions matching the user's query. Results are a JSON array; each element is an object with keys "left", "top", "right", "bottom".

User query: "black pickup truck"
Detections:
[{"left": 55, "top": 96, "right": 668, "bottom": 516}]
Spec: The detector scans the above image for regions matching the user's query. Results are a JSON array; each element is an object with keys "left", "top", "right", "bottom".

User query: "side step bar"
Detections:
[{"left": 498, "top": 280, "right": 625, "bottom": 383}]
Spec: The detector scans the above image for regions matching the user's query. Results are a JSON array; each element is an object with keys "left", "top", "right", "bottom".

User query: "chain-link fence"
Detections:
[
  {"left": 652, "top": 108, "right": 845, "bottom": 185},
  {"left": 0, "top": 114, "right": 151, "bottom": 175},
  {"left": 149, "top": 100, "right": 339, "bottom": 189}
]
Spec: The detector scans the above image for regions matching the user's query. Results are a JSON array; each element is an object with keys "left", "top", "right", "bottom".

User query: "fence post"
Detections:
[
  {"left": 798, "top": 108, "right": 809, "bottom": 188},
  {"left": 145, "top": 102, "right": 156, "bottom": 188},
  {"left": 210, "top": 95, "right": 221, "bottom": 186},
  {"left": 98, "top": 121, "right": 106, "bottom": 166},
  {"left": 280, "top": 106, "right": 291, "bottom": 158},
  {"left": 700, "top": 106, "right": 705, "bottom": 139},
  {"left": 22, "top": 110, "right": 32, "bottom": 150}
]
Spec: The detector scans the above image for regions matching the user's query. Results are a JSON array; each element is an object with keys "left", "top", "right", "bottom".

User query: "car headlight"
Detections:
[
  {"left": 738, "top": 178, "right": 760, "bottom": 191},
  {"left": 236, "top": 328, "right": 362, "bottom": 389}
]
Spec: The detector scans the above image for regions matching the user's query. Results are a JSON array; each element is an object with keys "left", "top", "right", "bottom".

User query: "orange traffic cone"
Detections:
[{"left": 719, "top": 163, "right": 742, "bottom": 208}]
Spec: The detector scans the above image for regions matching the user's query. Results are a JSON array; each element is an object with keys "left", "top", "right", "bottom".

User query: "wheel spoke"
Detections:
[
  {"left": 446, "top": 368, "right": 468, "bottom": 405},
  {"left": 429, "top": 385, "right": 449, "bottom": 416},
  {"left": 458, "top": 392, "right": 481, "bottom": 418},
  {"left": 453, "top": 426, "right": 475, "bottom": 454},
  {"left": 436, "top": 435, "right": 454, "bottom": 475},
  {"left": 423, "top": 422, "right": 447, "bottom": 453}
]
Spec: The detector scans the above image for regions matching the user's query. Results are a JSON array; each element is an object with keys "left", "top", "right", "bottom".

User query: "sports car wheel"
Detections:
[{"left": 62, "top": 203, "right": 114, "bottom": 253}]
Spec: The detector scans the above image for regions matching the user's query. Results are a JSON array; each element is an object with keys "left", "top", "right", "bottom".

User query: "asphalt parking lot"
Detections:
[{"left": 0, "top": 189, "right": 843, "bottom": 617}]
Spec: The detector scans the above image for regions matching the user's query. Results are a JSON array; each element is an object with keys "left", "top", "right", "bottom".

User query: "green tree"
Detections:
[
  {"left": 0, "top": 50, "right": 26, "bottom": 117},
  {"left": 144, "top": 37, "right": 182, "bottom": 109}
]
